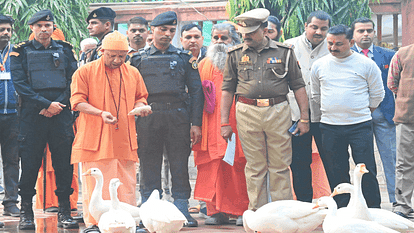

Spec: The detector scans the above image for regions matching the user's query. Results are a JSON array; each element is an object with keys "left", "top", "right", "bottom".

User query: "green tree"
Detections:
[
  {"left": 0, "top": 0, "right": 90, "bottom": 49},
  {"left": 226, "top": 0, "right": 373, "bottom": 40}
]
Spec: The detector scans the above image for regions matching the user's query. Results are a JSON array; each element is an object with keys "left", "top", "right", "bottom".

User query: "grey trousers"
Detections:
[{"left": 394, "top": 123, "right": 414, "bottom": 215}]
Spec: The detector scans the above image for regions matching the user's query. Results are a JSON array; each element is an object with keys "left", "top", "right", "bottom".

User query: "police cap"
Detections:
[
  {"left": 28, "top": 9, "right": 54, "bottom": 25},
  {"left": 235, "top": 8, "right": 270, "bottom": 34},
  {"left": 150, "top": 11, "right": 177, "bottom": 27},
  {"left": 0, "top": 14, "right": 14, "bottom": 25},
  {"left": 86, "top": 7, "right": 116, "bottom": 23}
]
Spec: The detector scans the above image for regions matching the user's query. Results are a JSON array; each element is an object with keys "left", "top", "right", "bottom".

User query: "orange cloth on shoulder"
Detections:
[
  {"left": 29, "top": 28, "right": 65, "bottom": 41},
  {"left": 70, "top": 57, "right": 148, "bottom": 163}
]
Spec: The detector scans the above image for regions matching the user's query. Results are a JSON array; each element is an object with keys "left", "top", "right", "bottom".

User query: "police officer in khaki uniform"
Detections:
[{"left": 221, "top": 8, "right": 310, "bottom": 211}]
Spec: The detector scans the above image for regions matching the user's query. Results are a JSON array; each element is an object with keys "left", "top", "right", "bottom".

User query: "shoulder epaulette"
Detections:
[
  {"left": 275, "top": 42, "right": 294, "bottom": 49},
  {"left": 13, "top": 41, "right": 29, "bottom": 49},
  {"left": 56, "top": 40, "right": 74, "bottom": 48},
  {"left": 227, "top": 44, "right": 243, "bottom": 53}
]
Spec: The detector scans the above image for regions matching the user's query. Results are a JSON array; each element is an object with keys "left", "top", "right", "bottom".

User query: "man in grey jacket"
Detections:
[{"left": 285, "top": 10, "right": 331, "bottom": 202}]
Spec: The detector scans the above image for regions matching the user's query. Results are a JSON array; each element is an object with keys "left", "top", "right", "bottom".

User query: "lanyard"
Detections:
[{"left": 0, "top": 44, "right": 10, "bottom": 72}]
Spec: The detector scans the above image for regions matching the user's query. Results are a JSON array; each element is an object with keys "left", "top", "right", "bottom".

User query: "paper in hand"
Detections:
[
  {"left": 223, "top": 133, "right": 236, "bottom": 166},
  {"left": 128, "top": 105, "right": 152, "bottom": 116}
]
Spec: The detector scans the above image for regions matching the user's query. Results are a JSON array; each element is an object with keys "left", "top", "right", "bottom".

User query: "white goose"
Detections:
[
  {"left": 139, "top": 189, "right": 187, "bottom": 233},
  {"left": 82, "top": 168, "right": 141, "bottom": 224},
  {"left": 315, "top": 196, "right": 398, "bottom": 233},
  {"left": 242, "top": 200, "right": 327, "bottom": 233},
  {"left": 98, "top": 178, "right": 136, "bottom": 233},
  {"left": 332, "top": 163, "right": 414, "bottom": 231}
]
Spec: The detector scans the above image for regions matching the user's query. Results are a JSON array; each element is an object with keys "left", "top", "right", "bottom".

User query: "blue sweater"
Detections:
[{"left": 0, "top": 43, "right": 17, "bottom": 114}]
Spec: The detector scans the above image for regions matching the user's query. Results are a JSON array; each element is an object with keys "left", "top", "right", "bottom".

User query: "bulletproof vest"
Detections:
[
  {"left": 25, "top": 45, "right": 66, "bottom": 91},
  {"left": 139, "top": 52, "right": 186, "bottom": 96}
]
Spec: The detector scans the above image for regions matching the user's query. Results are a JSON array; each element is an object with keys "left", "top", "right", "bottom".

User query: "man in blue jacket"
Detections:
[
  {"left": 351, "top": 17, "right": 396, "bottom": 204},
  {"left": 0, "top": 14, "right": 20, "bottom": 221}
]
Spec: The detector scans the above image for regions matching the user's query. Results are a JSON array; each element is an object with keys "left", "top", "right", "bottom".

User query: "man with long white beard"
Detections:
[{"left": 192, "top": 23, "right": 249, "bottom": 226}]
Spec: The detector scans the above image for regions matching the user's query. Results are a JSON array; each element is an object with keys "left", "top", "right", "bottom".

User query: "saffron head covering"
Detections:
[{"left": 102, "top": 31, "right": 128, "bottom": 51}]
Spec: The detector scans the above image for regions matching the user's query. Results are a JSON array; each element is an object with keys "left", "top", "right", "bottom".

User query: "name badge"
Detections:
[{"left": 0, "top": 72, "right": 11, "bottom": 80}]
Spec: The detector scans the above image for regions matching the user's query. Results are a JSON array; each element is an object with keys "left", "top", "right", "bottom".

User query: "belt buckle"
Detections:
[{"left": 256, "top": 99, "right": 269, "bottom": 107}]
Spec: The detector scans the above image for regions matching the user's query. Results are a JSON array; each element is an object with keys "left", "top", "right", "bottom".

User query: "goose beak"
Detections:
[
  {"left": 82, "top": 169, "right": 92, "bottom": 176},
  {"left": 330, "top": 189, "right": 339, "bottom": 197},
  {"left": 312, "top": 204, "right": 320, "bottom": 209},
  {"left": 360, "top": 164, "right": 369, "bottom": 174}
]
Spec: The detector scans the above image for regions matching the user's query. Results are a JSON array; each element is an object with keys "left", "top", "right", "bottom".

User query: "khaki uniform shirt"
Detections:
[{"left": 222, "top": 37, "right": 305, "bottom": 99}]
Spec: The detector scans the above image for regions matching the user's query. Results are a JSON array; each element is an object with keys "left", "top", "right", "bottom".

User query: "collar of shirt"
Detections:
[
  {"left": 242, "top": 36, "right": 274, "bottom": 53},
  {"left": 149, "top": 43, "right": 177, "bottom": 55},
  {"left": 32, "top": 38, "right": 59, "bottom": 49},
  {"left": 356, "top": 44, "right": 374, "bottom": 59},
  {"left": 128, "top": 46, "right": 138, "bottom": 54},
  {"left": 0, "top": 43, "right": 9, "bottom": 56},
  {"left": 304, "top": 33, "right": 314, "bottom": 50}
]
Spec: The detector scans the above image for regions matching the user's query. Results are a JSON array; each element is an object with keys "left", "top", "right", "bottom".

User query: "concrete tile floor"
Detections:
[{"left": 0, "top": 145, "right": 410, "bottom": 232}]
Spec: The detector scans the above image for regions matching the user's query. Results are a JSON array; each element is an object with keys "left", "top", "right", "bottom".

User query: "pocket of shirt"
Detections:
[
  {"left": 266, "top": 63, "right": 286, "bottom": 79},
  {"left": 237, "top": 65, "right": 253, "bottom": 81}
]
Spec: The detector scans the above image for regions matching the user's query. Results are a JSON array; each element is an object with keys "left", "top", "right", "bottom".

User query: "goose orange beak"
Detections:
[
  {"left": 360, "top": 164, "right": 369, "bottom": 174},
  {"left": 313, "top": 204, "right": 320, "bottom": 209},
  {"left": 330, "top": 189, "right": 339, "bottom": 197},
  {"left": 82, "top": 169, "right": 92, "bottom": 176}
]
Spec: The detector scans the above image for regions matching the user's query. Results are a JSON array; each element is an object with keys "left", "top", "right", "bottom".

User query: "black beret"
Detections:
[
  {"left": 28, "top": 10, "right": 54, "bottom": 25},
  {"left": 150, "top": 11, "right": 177, "bottom": 27},
  {"left": 86, "top": 7, "right": 116, "bottom": 23},
  {"left": 0, "top": 14, "right": 14, "bottom": 25}
]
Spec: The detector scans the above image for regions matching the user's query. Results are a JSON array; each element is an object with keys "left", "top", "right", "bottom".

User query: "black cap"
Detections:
[
  {"left": 150, "top": 11, "right": 177, "bottom": 27},
  {"left": 0, "top": 14, "right": 14, "bottom": 25},
  {"left": 86, "top": 7, "right": 116, "bottom": 23},
  {"left": 28, "top": 10, "right": 54, "bottom": 25}
]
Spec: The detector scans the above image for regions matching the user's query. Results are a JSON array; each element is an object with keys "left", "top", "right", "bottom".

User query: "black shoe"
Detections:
[
  {"left": 45, "top": 206, "right": 59, "bottom": 213},
  {"left": 184, "top": 214, "right": 198, "bottom": 227},
  {"left": 83, "top": 225, "right": 100, "bottom": 233},
  {"left": 394, "top": 211, "right": 413, "bottom": 219},
  {"left": 3, "top": 204, "right": 20, "bottom": 217},
  {"left": 72, "top": 212, "right": 84, "bottom": 223},
  {"left": 173, "top": 199, "right": 198, "bottom": 227},
  {"left": 58, "top": 212, "right": 79, "bottom": 229},
  {"left": 19, "top": 201, "right": 35, "bottom": 230},
  {"left": 205, "top": 213, "right": 229, "bottom": 225},
  {"left": 136, "top": 226, "right": 148, "bottom": 233},
  {"left": 58, "top": 200, "right": 79, "bottom": 229}
]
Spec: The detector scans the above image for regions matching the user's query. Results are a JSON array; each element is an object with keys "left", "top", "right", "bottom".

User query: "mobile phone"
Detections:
[{"left": 288, "top": 120, "right": 300, "bottom": 136}]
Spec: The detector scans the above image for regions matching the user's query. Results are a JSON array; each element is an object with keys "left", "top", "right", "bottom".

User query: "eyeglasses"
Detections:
[
  {"left": 356, "top": 29, "right": 374, "bottom": 34},
  {"left": 213, "top": 34, "right": 229, "bottom": 41}
]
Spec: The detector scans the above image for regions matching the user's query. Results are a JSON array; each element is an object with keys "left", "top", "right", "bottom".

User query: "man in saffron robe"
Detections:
[
  {"left": 70, "top": 31, "right": 150, "bottom": 233},
  {"left": 193, "top": 22, "right": 249, "bottom": 226}
]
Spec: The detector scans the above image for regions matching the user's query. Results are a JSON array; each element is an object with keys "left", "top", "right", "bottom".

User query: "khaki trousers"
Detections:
[
  {"left": 395, "top": 123, "right": 414, "bottom": 215},
  {"left": 236, "top": 101, "right": 293, "bottom": 210}
]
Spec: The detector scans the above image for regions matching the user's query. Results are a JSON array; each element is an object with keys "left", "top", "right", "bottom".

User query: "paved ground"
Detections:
[{"left": 0, "top": 145, "right": 408, "bottom": 232}]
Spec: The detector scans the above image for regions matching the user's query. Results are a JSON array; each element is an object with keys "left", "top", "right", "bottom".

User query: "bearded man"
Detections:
[{"left": 192, "top": 22, "right": 248, "bottom": 226}]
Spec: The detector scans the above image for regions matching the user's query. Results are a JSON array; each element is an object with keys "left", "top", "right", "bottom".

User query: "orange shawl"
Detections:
[{"left": 70, "top": 57, "right": 148, "bottom": 163}]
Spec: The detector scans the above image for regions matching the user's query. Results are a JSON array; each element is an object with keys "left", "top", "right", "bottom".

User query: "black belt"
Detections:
[
  {"left": 237, "top": 95, "right": 287, "bottom": 107},
  {"left": 149, "top": 102, "right": 186, "bottom": 110}
]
